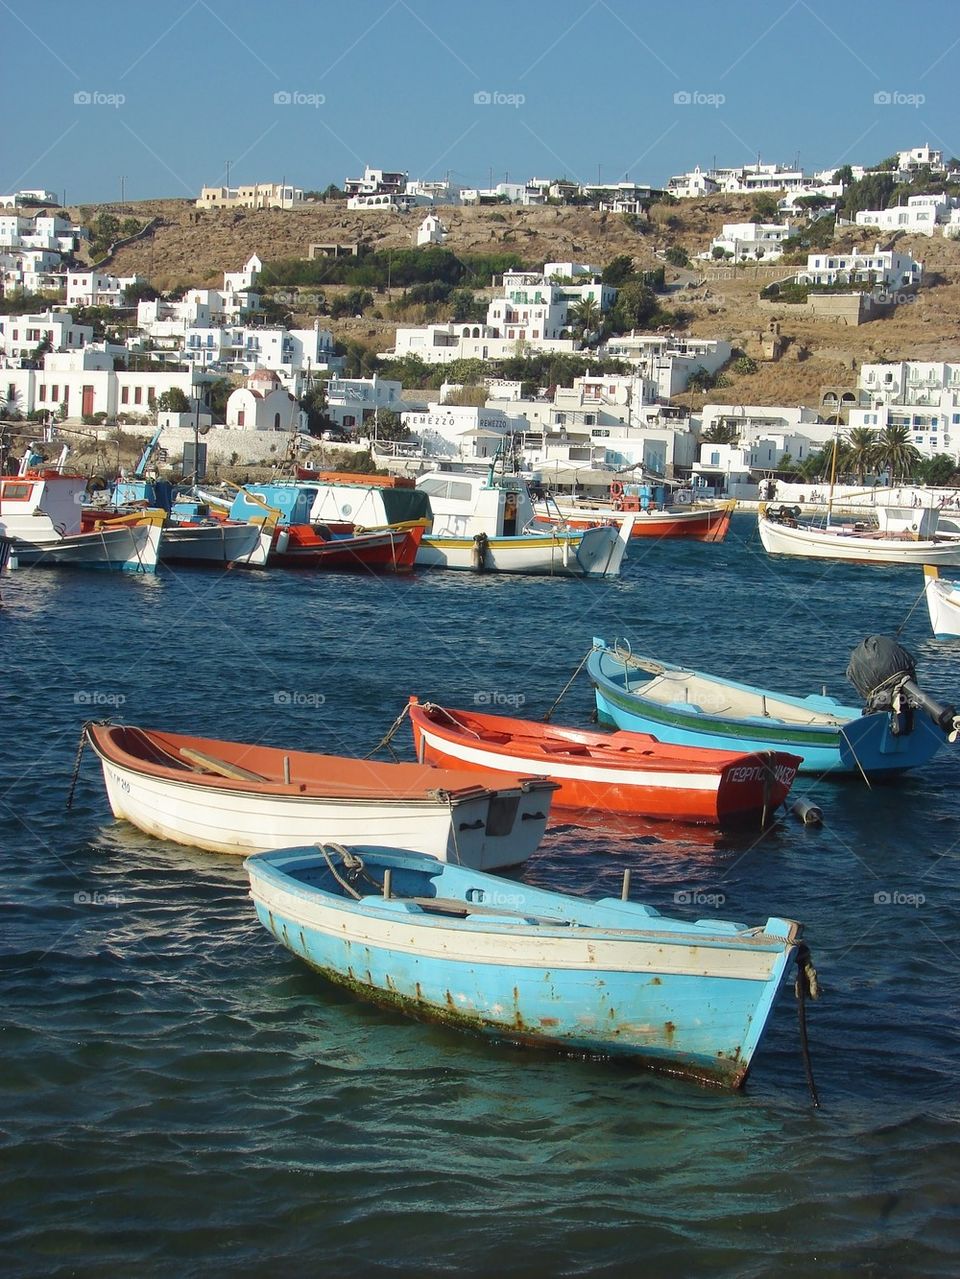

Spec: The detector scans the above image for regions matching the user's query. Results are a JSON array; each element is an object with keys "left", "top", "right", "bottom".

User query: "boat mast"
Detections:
[{"left": 826, "top": 422, "right": 840, "bottom": 528}]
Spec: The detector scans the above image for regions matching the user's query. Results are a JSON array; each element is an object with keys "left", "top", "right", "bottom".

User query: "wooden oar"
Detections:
[{"left": 179, "top": 747, "right": 269, "bottom": 783}]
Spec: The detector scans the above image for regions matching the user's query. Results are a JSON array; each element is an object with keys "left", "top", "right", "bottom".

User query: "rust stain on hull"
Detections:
[{"left": 292, "top": 958, "right": 752, "bottom": 1090}]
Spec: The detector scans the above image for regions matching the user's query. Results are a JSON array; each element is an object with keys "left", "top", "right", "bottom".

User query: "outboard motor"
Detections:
[{"left": 847, "top": 635, "right": 960, "bottom": 738}]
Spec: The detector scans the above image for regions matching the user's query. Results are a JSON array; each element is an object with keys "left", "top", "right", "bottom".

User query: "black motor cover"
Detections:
[{"left": 847, "top": 636, "right": 917, "bottom": 705}]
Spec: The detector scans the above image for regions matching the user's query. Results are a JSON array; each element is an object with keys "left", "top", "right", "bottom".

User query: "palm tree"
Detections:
[
  {"left": 702, "top": 421, "right": 740, "bottom": 446},
  {"left": 571, "top": 296, "right": 600, "bottom": 337},
  {"left": 846, "top": 427, "right": 876, "bottom": 484},
  {"left": 873, "top": 424, "right": 921, "bottom": 484}
]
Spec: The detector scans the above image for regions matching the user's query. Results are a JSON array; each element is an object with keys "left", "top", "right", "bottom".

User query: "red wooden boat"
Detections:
[
  {"left": 408, "top": 697, "right": 801, "bottom": 826},
  {"left": 269, "top": 522, "right": 424, "bottom": 571},
  {"left": 538, "top": 499, "right": 734, "bottom": 542}
]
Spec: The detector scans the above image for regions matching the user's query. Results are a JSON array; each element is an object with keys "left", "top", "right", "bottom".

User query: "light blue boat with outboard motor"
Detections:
[
  {"left": 588, "top": 636, "right": 957, "bottom": 777},
  {"left": 245, "top": 842, "right": 811, "bottom": 1089}
]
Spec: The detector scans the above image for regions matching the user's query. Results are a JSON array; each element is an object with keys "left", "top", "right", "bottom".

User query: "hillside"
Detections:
[{"left": 73, "top": 196, "right": 960, "bottom": 407}]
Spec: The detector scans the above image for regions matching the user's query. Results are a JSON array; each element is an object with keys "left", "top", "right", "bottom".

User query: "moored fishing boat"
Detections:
[
  {"left": 414, "top": 468, "right": 632, "bottom": 576},
  {"left": 408, "top": 697, "right": 800, "bottom": 825},
  {"left": 535, "top": 489, "right": 734, "bottom": 542},
  {"left": 922, "top": 565, "right": 960, "bottom": 639},
  {"left": 758, "top": 503, "right": 960, "bottom": 567},
  {"left": 220, "top": 482, "right": 425, "bottom": 571},
  {"left": 245, "top": 843, "right": 810, "bottom": 1089},
  {"left": 83, "top": 723, "right": 557, "bottom": 868},
  {"left": 588, "top": 636, "right": 956, "bottom": 776},
  {"left": 1, "top": 468, "right": 163, "bottom": 573}
]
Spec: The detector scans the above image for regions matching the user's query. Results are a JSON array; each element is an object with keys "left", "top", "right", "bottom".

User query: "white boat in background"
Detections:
[
  {"left": 415, "top": 468, "right": 633, "bottom": 576},
  {"left": 1, "top": 462, "right": 163, "bottom": 573},
  {"left": 923, "top": 565, "right": 960, "bottom": 638},
  {"left": 758, "top": 504, "right": 960, "bottom": 567}
]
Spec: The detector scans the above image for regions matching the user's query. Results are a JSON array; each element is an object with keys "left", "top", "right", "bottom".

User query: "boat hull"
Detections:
[
  {"left": 416, "top": 524, "right": 627, "bottom": 577},
  {"left": 159, "top": 522, "right": 263, "bottom": 566},
  {"left": 8, "top": 522, "right": 161, "bottom": 573},
  {"left": 923, "top": 566, "right": 960, "bottom": 639},
  {"left": 588, "top": 642, "right": 946, "bottom": 776},
  {"left": 759, "top": 514, "right": 960, "bottom": 566},
  {"left": 87, "top": 729, "right": 553, "bottom": 869},
  {"left": 409, "top": 701, "right": 799, "bottom": 825},
  {"left": 247, "top": 846, "right": 800, "bottom": 1088},
  {"left": 540, "top": 502, "right": 733, "bottom": 541},
  {"left": 268, "top": 526, "right": 422, "bottom": 572}
]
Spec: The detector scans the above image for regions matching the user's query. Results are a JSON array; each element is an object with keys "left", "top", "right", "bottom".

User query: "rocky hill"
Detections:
[{"left": 72, "top": 195, "right": 960, "bottom": 408}]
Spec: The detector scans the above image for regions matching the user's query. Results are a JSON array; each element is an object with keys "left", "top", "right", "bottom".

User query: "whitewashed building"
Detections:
[
  {"left": 66, "top": 270, "right": 145, "bottom": 307},
  {"left": 852, "top": 193, "right": 959, "bottom": 237},
  {"left": 225, "top": 368, "right": 305, "bottom": 431},
  {"left": 325, "top": 375, "right": 403, "bottom": 430},
  {"left": 603, "top": 333, "right": 733, "bottom": 398},
  {"left": 196, "top": 183, "right": 303, "bottom": 210},
  {"left": 797, "top": 245, "right": 922, "bottom": 289},
  {"left": 0, "top": 311, "right": 93, "bottom": 363},
  {"left": 416, "top": 215, "right": 447, "bottom": 246},
  {"left": 401, "top": 403, "right": 521, "bottom": 458},
  {"left": 701, "top": 221, "right": 796, "bottom": 262}
]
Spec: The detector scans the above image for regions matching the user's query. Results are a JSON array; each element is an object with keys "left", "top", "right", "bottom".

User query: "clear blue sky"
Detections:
[{"left": 2, "top": 0, "right": 957, "bottom": 204}]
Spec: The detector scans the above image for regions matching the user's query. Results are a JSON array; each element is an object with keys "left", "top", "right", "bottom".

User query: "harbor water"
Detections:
[{"left": 2, "top": 513, "right": 958, "bottom": 1277}]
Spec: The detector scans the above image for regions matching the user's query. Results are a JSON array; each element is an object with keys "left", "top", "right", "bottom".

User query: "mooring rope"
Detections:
[
  {"left": 66, "top": 722, "right": 92, "bottom": 809},
  {"left": 794, "top": 941, "right": 821, "bottom": 1108},
  {"left": 542, "top": 650, "right": 591, "bottom": 722},
  {"left": 363, "top": 703, "right": 410, "bottom": 760}
]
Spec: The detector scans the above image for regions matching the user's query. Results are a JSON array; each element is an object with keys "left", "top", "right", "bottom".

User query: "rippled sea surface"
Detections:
[{"left": 2, "top": 513, "right": 959, "bottom": 1278}]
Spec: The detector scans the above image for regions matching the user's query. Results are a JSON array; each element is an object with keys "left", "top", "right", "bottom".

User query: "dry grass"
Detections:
[{"left": 65, "top": 196, "right": 960, "bottom": 407}]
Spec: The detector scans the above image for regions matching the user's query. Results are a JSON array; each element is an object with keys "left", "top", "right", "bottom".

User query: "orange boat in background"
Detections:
[
  {"left": 536, "top": 491, "right": 735, "bottom": 542},
  {"left": 408, "top": 697, "right": 800, "bottom": 827}
]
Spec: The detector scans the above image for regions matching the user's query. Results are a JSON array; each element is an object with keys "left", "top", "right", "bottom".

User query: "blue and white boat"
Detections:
[
  {"left": 245, "top": 843, "right": 806, "bottom": 1088},
  {"left": 588, "top": 637, "right": 953, "bottom": 777}
]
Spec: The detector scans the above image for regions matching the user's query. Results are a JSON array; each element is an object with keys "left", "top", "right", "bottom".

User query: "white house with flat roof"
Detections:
[
  {"left": 852, "top": 193, "right": 958, "bottom": 237},
  {"left": 858, "top": 360, "right": 960, "bottom": 407},
  {"left": 196, "top": 184, "right": 303, "bottom": 210},
  {"left": 66, "top": 270, "right": 145, "bottom": 307},
  {"left": 701, "top": 221, "right": 796, "bottom": 262},
  {"left": 325, "top": 374, "right": 403, "bottom": 430},
  {"left": 401, "top": 403, "right": 521, "bottom": 458},
  {"left": 797, "top": 245, "right": 922, "bottom": 289},
  {"left": 603, "top": 333, "right": 733, "bottom": 398},
  {"left": 0, "top": 311, "right": 93, "bottom": 363}
]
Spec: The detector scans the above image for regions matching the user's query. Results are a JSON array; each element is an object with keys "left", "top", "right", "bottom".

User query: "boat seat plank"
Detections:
[
  {"left": 405, "top": 895, "right": 569, "bottom": 924},
  {"left": 178, "top": 747, "right": 270, "bottom": 783}
]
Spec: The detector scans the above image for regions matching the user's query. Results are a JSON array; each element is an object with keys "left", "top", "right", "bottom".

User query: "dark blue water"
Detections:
[{"left": 2, "top": 513, "right": 959, "bottom": 1278}]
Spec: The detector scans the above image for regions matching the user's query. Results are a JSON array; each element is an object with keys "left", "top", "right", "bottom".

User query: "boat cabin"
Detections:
[
  {"left": 0, "top": 471, "right": 86, "bottom": 538},
  {"left": 415, "top": 470, "right": 535, "bottom": 537}
]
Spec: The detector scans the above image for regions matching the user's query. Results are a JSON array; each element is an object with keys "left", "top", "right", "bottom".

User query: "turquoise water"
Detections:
[{"left": 2, "top": 514, "right": 959, "bottom": 1277}]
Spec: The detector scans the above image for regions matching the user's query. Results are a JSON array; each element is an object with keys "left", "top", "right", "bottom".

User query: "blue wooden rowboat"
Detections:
[
  {"left": 245, "top": 842, "right": 805, "bottom": 1089},
  {"left": 587, "top": 637, "right": 950, "bottom": 777}
]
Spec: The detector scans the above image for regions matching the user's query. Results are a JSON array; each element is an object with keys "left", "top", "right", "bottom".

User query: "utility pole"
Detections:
[
  {"left": 225, "top": 159, "right": 231, "bottom": 191},
  {"left": 120, "top": 175, "right": 125, "bottom": 214}
]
